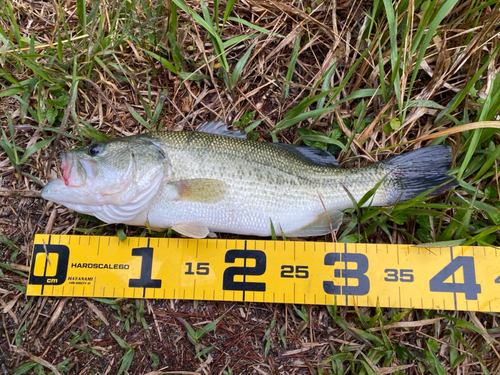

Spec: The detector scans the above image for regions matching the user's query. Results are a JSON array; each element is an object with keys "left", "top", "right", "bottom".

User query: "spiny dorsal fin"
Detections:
[
  {"left": 196, "top": 121, "right": 339, "bottom": 167},
  {"left": 196, "top": 121, "right": 247, "bottom": 139},
  {"left": 270, "top": 143, "right": 340, "bottom": 168}
]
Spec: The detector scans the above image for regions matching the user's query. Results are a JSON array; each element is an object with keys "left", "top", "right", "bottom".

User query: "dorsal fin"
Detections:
[
  {"left": 196, "top": 121, "right": 339, "bottom": 167},
  {"left": 196, "top": 121, "right": 247, "bottom": 139},
  {"left": 270, "top": 143, "right": 340, "bottom": 168}
]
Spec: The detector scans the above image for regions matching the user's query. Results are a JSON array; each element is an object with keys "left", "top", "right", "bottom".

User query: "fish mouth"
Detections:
[
  {"left": 41, "top": 178, "right": 96, "bottom": 208},
  {"left": 61, "top": 152, "right": 97, "bottom": 187}
]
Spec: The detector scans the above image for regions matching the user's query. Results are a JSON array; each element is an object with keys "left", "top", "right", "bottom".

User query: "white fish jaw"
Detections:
[
  {"left": 41, "top": 172, "right": 165, "bottom": 225},
  {"left": 41, "top": 178, "right": 104, "bottom": 213}
]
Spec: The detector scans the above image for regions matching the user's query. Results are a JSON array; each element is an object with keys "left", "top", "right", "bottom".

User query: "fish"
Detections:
[{"left": 41, "top": 122, "right": 457, "bottom": 238}]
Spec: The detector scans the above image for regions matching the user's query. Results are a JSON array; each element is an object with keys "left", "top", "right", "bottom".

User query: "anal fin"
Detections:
[{"left": 287, "top": 211, "right": 343, "bottom": 237}]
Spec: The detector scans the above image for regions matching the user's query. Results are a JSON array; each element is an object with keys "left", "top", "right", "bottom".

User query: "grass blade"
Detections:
[
  {"left": 223, "top": 0, "right": 236, "bottom": 27},
  {"left": 117, "top": 349, "right": 134, "bottom": 375},
  {"left": 18, "top": 136, "right": 56, "bottom": 164},
  {"left": 110, "top": 332, "right": 130, "bottom": 350},
  {"left": 143, "top": 50, "right": 178, "bottom": 74},
  {"left": 228, "top": 17, "right": 283, "bottom": 37},
  {"left": 127, "top": 105, "right": 152, "bottom": 130},
  {"left": 282, "top": 34, "right": 301, "bottom": 100},
  {"left": 230, "top": 42, "right": 255, "bottom": 88},
  {"left": 76, "top": 0, "right": 87, "bottom": 27}
]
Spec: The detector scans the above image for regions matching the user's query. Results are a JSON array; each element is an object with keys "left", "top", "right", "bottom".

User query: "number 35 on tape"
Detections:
[{"left": 27, "top": 234, "right": 500, "bottom": 312}]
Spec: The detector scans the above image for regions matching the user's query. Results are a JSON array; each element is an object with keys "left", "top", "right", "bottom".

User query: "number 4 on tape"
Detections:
[{"left": 430, "top": 256, "right": 481, "bottom": 300}]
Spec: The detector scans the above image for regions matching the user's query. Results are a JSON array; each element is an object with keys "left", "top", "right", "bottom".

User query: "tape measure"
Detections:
[{"left": 27, "top": 234, "right": 500, "bottom": 312}]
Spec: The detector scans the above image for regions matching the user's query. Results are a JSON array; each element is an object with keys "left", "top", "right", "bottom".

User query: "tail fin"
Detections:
[{"left": 382, "top": 145, "right": 457, "bottom": 202}]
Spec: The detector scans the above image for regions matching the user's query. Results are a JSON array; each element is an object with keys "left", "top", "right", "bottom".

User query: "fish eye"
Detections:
[{"left": 87, "top": 144, "right": 102, "bottom": 156}]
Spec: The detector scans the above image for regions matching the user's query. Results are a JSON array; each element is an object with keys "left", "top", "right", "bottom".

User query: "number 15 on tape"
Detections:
[{"left": 27, "top": 235, "right": 500, "bottom": 312}]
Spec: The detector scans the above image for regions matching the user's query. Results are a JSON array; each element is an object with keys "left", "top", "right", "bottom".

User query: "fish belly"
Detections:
[{"left": 146, "top": 184, "right": 323, "bottom": 236}]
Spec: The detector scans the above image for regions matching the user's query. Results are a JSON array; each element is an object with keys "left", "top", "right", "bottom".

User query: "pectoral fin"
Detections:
[
  {"left": 287, "top": 210, "right": 343, "bottom": 237},
  {"left": 169, "top": 179, "right": 227, "bottom": 203},
  {"left": 172, "top": 222, "right": 210, "bottom": 238}
]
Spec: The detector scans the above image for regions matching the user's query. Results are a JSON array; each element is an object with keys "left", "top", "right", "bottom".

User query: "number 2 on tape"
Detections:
[{"left": 222, "top": 249, "right": 266, "bottom": 292}]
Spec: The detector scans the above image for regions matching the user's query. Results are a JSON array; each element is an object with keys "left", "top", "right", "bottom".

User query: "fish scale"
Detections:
[{"left": 42, "top": 127, "right": 456, "bottom": 238}]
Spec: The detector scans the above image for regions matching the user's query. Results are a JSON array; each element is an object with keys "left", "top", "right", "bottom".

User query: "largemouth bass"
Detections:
[{"left": 41, "top": 122, "right": 456, "bottom": 238}]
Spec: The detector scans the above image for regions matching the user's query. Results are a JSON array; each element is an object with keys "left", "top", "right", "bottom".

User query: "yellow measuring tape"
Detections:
[{"left": 27, "top": 234, "right": 500, "bottom": 312}]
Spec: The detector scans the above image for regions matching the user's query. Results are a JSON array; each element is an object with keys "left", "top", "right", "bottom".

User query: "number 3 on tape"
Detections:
[{"left": 323, "top": 253, "right": 370, "bottom": 296}]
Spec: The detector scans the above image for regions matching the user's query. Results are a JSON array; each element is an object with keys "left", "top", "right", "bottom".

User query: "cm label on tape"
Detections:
[{"left": 27, "top": 234, "right": 499, "bottom": 312}]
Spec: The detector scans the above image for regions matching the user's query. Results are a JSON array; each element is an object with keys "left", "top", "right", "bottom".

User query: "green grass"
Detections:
[
  {"left": 179, "top": 316, "right": 220, "bottom": 359},
  {"left": 1, "top": 0, "right": 500, "bottom": 373}
]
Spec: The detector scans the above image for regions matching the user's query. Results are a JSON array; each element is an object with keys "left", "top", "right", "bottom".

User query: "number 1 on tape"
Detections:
[{"left": 27, "top": 234, "right": 500, "bottom": 312}]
